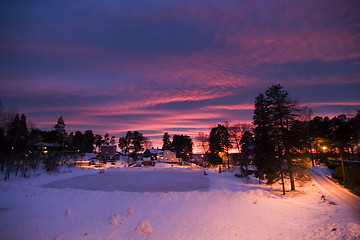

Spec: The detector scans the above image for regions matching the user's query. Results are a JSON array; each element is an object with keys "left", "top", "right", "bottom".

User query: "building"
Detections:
[
  {"left": 158, "top": 150, "right": 181, "bottom": 163},
  {"left": 143, "top": 148, "right": 163, "bottom": 160},
  {"left": 100, "top": 145, "right": 117, "bottom": 160}
]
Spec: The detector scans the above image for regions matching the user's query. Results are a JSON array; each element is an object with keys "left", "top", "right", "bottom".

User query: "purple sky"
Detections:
[{"left": 1, "top": 0, "right": 359, "bottom": 151}]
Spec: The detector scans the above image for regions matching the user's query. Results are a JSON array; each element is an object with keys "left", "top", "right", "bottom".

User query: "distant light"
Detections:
[{"left": 322, "top": 146, "right": 327, "bottom": 150}]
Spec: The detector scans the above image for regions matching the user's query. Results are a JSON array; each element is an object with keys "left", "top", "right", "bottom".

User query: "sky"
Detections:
[{"left": 1, "top": 0, "right": 359, "bottom": 151}]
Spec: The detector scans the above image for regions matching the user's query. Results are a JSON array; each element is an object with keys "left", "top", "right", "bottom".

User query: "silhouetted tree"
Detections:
[
  {"left": 54, "top": 116, "right": 66, "bottom": 147},
  {"left": 83, "top": 130, "right": 95, "bottom": 153},
  {"left": 162, "top": 132, "right": 172, "bottom": 151},
  {"left": 104, "top": 133, "right": 110, "bottom": 145},
  {"left": 172, "top": 135, "right": 193, "bottom": 161},
  {"left": 253, "top": 93, "right": 278, "bottom": 185},
  {"left": 94, "top": 134, "right": 103, "bottom": 152},
  {"left": 196, "top": 132, "right": 209, "bottom": 154},
  {"left": 73, "top": 131, "right": 83, "bottom": 152},
  {"left": 240, "top": 130, "right": 254, "bottom": 181},
  {"left": 119, "top": 133, "right": 131, "bottom": 161},
  {"left": 208, "top": 124, "right": 232, "bottom": 166},
  {"left": 109, "top": 136, "right": 116, "bottom": 145},
  {"left": 254, "top": 84, "right": 308, "bottom": 194},
  {"left": 119, "top": 131, "right": 148, "bottom": 161},
  {"left": 3, "top": 113, "right": 29, "bottom": 179}
]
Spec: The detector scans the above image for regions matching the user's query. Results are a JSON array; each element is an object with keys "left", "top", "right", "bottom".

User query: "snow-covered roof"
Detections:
[
  {"left": 100, "top": 145, "right": 116, "bottom": 147},
  {"left": 145, "top": 149, "right": 163, "bottom": 154},
  {"left": 32, "top": 142, "right": 59, "bottom": 147}
]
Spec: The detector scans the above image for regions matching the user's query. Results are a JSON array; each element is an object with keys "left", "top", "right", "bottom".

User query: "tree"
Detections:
[
  {"left": 196, "top": 132, "right": 209, "bottom": 154},
  {"left": 208, "top": 124, "right": 232, "bottom": 166},
  {"left": 228, "top": 123, "right": 252, "bottom": 169},
  {"left": 94, "top": 134, "right": 103, "bottom": 152},
  {"left": 131, "top": 131, "right": 147, "bottom": 156},
  {"left": 83, "top": 130, "right": 95, "bottom": 153},
  {"left": 253, "top": 84, "right": 306, "bottom": 194},
  {"left": 162, "top": 132, "right": 172, "bottom": 151},
  {"left": 109, "top": 136, "right": 116, "bottom": 145},
  {"left": 171, "top": 135, "right": 193, "bottom": 161},
  {"left": 3, "top": 113, "right": 29, "bottom": 179},
  {"left": 73, "top": 131, "right": 83, "bottom": 152},
  {"left": 104, "top": 133, "right": 110, "bottom": 145},
  {"left": 119, "top": 131, "right": 148, "bottom": 162},
  {"left": 253, "top": 93, "right": 278, "bottom": 185},
  {"left": 240, "top": 130, "right": 254, "bottom": 181},
  {"left": 54, "top": 116, "right": 67, "bottom": 147},
  {"left": 7, "top": 114, "right": 28, "bottom": 157},
  {"left": 267, "top": 84, "right": 297, "bottom": 191}
]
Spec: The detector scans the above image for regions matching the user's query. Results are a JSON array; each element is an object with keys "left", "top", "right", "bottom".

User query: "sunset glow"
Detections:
[{"left": 1, "top": 0, "right": 359, "bottom": 151}]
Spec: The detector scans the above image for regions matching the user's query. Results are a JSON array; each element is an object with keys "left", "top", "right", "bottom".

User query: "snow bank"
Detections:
[
  {"left": 135, "top": 220, "right": 152, "bottom": 235},
  {"left": 0, "top": 166, "right": 359, "bottom": 240}
]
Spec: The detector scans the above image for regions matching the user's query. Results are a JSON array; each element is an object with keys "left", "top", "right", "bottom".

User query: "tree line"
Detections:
[
  {"left": 194, "top": 84, "right": 360, "bottom": 195},
  {"left": 0, "top": 102, "right": 196, "bottom": 178},
  {"left": 0, "top": 104, "right": 127, "bottom": 178},
  {"left": 1, "top": 85, "right": 359, "bottom": 193}
]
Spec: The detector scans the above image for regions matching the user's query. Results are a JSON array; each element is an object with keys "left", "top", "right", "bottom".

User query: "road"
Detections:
[{"left": 309, "top": 167, "right": 360, "bottom": 219}]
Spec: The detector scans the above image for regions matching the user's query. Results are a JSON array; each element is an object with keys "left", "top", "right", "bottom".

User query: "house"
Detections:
[
  {"left": 100, "top": 145, "right": 117, "bottom": 160},
  {"left": 29, "top": 142, "right": 62, "bottom": 156},
  {"left": 158, "top": 150, "right": 181, "bottom": 163},
  {"left": 143, "top": 148, "right": 163, "bottom": 160},
  {"left": 192, "top": 154, "right": 208, "bottom": 166}
]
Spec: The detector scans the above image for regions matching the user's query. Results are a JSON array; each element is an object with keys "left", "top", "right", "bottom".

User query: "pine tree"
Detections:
[
  {"left": 266, "top": 84, "right": 297, "bottom": 191},
  {"left": 83, "top": 130, "right": 95, "bottom": 153},
  {"left": 73, "top": 131, "right": 83, "bottom": 152},
  {"left": 208, "top": 124, "right": 232, "bottom": 166},
  {"left": 54, "top": 116, "right": 66, "bottom": 147},
  {"left": 240, "top": 130, "right": 254, "bottom": 181},
  {"left": 162, "top": 132, "right": 172, "bottom": 151},
  {"left": 171, "top": 135, "right": 193, "bottom": 161},
  {"left": 253, "top": 85, "right": 303, "bottom": 194},
  {"left": 253, "top": 93, "right": 279, "bottom": 186}
]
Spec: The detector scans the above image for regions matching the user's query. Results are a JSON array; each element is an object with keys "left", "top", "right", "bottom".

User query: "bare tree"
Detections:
[
  {"left": 196, "top": 132, "right": 209, "bottom": 154},
  {"left": 228, "top": 123, "right": 253, "bottom": 154}
]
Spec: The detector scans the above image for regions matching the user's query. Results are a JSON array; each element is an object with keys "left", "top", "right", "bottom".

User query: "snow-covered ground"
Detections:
[{"left": 0, "top": 164, "right": 359, "bottom": 240}]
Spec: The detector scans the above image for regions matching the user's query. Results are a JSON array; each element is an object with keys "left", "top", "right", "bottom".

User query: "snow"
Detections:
[
  {"left": 312, "top": 166, "right": 334, "bottom": 179},
  {"left": 135, "top": 220, "right": 152, "bottom": 235},
  {"left": 0, "top": 165, "right": 359, "bottom": 240},
  {"left": 42, "top": 168, "right": 209, "bottom": 192}
]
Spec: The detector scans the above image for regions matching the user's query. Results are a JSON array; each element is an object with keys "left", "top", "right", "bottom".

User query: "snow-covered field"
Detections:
[{"left": 0, "top": 164, "right": 359, "bottom": 240}]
